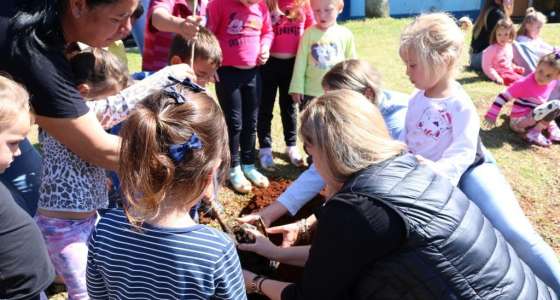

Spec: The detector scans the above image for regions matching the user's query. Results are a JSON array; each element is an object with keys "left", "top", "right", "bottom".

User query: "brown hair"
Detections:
[
  {"left": 322, "top": 59, "right": 382, "bottom": 106},
  {"left": 538, "top": 52, "right": 560, "bottom": 73},
  {"left": 265, "top": 0, "right": 309, "bottom": 20},
  {"left": 168, "top": 27, "right": 222, "bottom": 67},
  {"left": 489, "top": 18, "right": 516, "bottom": 44},
  {"left": 473, "top": 0, "right": 512, "bottom": 39},
  {"left": 69, "top": 48, "right": 129, "bottom": 97},
  {"left": 119, "top": 85, "right": 229, "bottom": 227},
  {"left": 300, "top": 90, "right": 405, "bottom": 183},
  {"left": 517, "top": 7, "right": 547, "bottom": 37},
  {"left": 0, "top": 75, "right": 30, "bottom": 131}
]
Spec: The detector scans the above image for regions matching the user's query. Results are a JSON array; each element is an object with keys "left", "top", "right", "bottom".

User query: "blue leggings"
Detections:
[{"left": 459, "top": 149, "right": 560, "bottom": 293}]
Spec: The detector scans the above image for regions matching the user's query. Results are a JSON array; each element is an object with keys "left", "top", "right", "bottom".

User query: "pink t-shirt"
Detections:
[
  {"left": 482, "top": 43, "right": 517, "bottom": 81},
  {"left": 206, "top": 0, "right": 273, "bottom": 67},
  {"left": 269, "top": 0, "right": 315, "bottom": 55},
  {"left": 142, "top": 0, "right": 207, "bottom": 72},
  {"left": 505, "top": 72, "right": 558, "bottom": 118}
]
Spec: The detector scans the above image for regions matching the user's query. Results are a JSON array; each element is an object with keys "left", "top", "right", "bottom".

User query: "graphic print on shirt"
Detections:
[
  {"left": 226, "top": 12, "right": 262, "bottom": 35},
  {"left": 416, "top": 105, "right": 452, "bottom": 140},
  {"left": 311, "top": 42, "right": 339, "bottom": 69}
]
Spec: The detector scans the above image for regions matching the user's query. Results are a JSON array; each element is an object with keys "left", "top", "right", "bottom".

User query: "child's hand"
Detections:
[
  {"left": 514, "top": 66, "right": 525, "bottom": 74},
  {"left": 290, "top": 93, "right": 303, "bottom": 104},
  {"left": 483, "top": 114, "right": 497, "bottom": 129},
  {"left": 258, "top": 49, "right": 270, "bottom": 65},
  {"left": 178, "top": 16, "right": 202, "bottom": 40},
  {"left": 494, "top": 77, "right": 504, "bottom": 85}
]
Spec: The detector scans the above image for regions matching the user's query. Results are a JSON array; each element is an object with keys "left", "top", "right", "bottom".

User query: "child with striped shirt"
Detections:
[{"left": 86, "top": 82, "right": 246, "bottom": 299}]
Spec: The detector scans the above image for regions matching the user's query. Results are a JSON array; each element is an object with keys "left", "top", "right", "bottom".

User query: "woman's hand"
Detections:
[
  {"left": 242, "top": 269, "right": 257, "bottom": 293},
  {"left": 178, "top": 16, "right": 202, "bottom": 40},
  {"left": 237, "top": 228, "right": 280, "bottom": 259},
  {"left": 266, "top": 222, "right": 300, "bottom": 248},
  {"left": 237, "top": 213, "right": 270, "bottom": 227}
]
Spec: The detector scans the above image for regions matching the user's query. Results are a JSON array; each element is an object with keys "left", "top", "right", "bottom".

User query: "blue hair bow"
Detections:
[
  {"left": 168, "top": 134, "right": 203, "bottom": 163},
  {"left": 167, "top": 76, "right": 205, "bottom": 93},
  {"left": 163, "top": 86, "right": 187, "bottom": 104}
]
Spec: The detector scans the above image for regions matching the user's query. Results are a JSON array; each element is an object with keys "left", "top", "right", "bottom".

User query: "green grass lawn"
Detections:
[
  {"left": 126, "top": 17, "right": 560, "bottom": 254},
  {"left": 45, "top": 16, "right": 559, "bottom": 300}
]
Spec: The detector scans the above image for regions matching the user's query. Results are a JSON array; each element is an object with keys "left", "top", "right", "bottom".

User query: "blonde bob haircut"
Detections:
[
  {"left": 399, "top": 12, "right": 465, "bottom": 79},
  {"left": 0, "top": 74, "right": 30, "bottom": 131},
  {"left": 300, "top": 89, "right": 406, "bottom": 183},
  {"left": 517, "top": 7, "right": 547, "bottom": 37}
]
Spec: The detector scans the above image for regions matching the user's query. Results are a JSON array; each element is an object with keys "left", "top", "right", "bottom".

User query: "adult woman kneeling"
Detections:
[{"left": 240, "top": 89, "right": 556, "bottom": 300}]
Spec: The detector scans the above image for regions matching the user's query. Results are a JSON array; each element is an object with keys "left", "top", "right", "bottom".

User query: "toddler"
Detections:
[
  {"left": 517, "top": 8, "right": 555, "bottom": 61},
  {"left": 485, "top": 51, "right": 560, "bottom": 147},
  {"left": 86, "top": 82, "right": 245, "bottom": 299},
  {"left": 399, "top": 13, "right": 481, "bottom": 185},
  {"left": 207, "top": 0, "right": 273, "bottom": 193},
  {"left": 257, "top": 0, "right": 314, "bottom": 170},
  {"left": 288, "top": 0, "right": 356, "bottom": 108},
  {"left": 482, "top": 18, "right": 525, "bottom": 85}
]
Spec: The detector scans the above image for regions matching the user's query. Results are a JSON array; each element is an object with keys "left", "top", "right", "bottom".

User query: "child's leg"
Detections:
[
  {"left": 509, "top": 115, "right": 536, "bottom": 133},
  {"left": 36, "top": 214, "right": 96, "bottom": 300},
  {"left": 257, "top": 58, "right": 279, "bottom": 151},
  {"left": 277, "top": 58, "right": 303, "bottom": 167},
  {"left": 239, "top": 68, "right": 261, "bottom": 166},
  {"left": 216, "top": 67, "right": 244, "bottom": 168}
]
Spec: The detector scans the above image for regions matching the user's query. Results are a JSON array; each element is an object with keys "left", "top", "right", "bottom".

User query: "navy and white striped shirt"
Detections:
[{"left": 86, "top": 209, "right": 246, "bottom": 300}]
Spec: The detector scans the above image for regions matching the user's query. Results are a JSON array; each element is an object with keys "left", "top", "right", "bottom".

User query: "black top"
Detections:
[
  {"left": 0, "top": 0, "right": 17, "bottom": 18},
  {"left": 0, "top": 17, "right": 89, "bottom": 118},
  {"left": 281, "top": 192, "right": 407, "bottom": 300},
  {"left": 470, "top": 5, "right": 506, "bottom": 54},
  {"left": 0, "top": 182, "right": 55, "bottom": 299}
]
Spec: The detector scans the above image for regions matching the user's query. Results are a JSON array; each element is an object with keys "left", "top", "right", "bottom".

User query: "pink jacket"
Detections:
[{"left": 482, "top": 43, "right": 522, "bottom": 81}]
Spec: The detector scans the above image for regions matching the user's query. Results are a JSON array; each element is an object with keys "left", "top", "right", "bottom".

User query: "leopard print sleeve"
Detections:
[{"left": 86, "top": 64, "right": 195, "bottom": 129}]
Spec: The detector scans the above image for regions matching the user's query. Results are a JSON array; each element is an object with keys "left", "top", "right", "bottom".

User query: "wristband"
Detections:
[{"left": 257, "top": 276, "right": 267, "bottom": 294}]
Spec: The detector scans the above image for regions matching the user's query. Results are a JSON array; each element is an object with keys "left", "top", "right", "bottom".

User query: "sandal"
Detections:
[
  {"left": 242, "top": 164, "right": 269, "bottom": 188},
  {"left": 286, "top": 146, "right": 305, "bottom": 167},
  {"left": 229, "top": 166, "right": 252, "bottom": 194},
  {"left": 526, "top": 129, "right": 551, "bottom": 147},
  {"left": 258, "top": 148, "right": 276, "bottom": 171}
]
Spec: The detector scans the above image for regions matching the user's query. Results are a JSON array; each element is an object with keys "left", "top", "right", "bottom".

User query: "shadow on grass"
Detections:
[
  {"left": 457, "top": 74, "right": 486, "bottom": 86},
  {"left": 480, "top": 115, "right": 532, "bottom": 151}
]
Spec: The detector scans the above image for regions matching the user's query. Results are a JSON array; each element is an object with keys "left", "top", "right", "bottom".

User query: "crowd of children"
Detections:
[{"left": 1, "top": 0, "right": 560, "bottom": 299}]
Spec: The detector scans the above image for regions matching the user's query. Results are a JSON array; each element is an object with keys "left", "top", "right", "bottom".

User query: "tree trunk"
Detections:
[{"left": 366, "top": 0, "right": 389, "bottom": 18}]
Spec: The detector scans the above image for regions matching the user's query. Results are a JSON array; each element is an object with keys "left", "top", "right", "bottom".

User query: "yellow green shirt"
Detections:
[{"left": 289, "top": 24, "right": 357, "bottom": 97}]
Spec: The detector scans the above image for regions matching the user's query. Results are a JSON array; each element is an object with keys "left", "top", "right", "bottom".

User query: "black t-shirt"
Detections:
[
  {"left": 0, "top": 17, "right": 89, "bottom": 118},
  {"left": 0, "top": 182, "right": 55, "bottom": 299},
  {"left": 470, "top": 6, "right": 506, "bottom": 54},
  {"left": 281, "top": 192, "right": 407, "bottom": 300}
]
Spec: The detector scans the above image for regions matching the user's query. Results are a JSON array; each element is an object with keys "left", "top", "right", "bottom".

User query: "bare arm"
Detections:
[
  {"left": 152, "top": 8, "right": 201, "bottom": 39},
  {"left": 36, "top": 112, "right": 121, "bottom": 171}
]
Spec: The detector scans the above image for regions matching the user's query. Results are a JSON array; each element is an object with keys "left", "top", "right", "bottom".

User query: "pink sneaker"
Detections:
[
  {"left": 547, "top": 122, "right": 560, "bottom": 143},
  {"left": 526, "top": 129, "right": 551, "bottom": 147}
]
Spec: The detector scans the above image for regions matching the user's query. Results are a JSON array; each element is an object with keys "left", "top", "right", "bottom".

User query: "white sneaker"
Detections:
[
  {"left": 286, "top": 146, "right": 305, "bottom": 167},
  {"left": 258, "top": 148, "right": 275, "bottom": 171}
]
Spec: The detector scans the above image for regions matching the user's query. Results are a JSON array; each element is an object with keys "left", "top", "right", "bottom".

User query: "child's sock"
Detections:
[{"left": 258, "top": 148, "right": 275, "bottom": 171}]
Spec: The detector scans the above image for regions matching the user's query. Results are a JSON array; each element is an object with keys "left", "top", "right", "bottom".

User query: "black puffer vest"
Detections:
[{"left": 347, "top": 154, "right": 556, "bottom": 299}]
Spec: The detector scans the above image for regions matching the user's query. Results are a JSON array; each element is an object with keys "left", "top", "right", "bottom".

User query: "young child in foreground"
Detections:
[
  {"left": 482, "top": 18, "right": 525, "bottom": 85},
  {"left": 86, "top": 82, "right": 246, "bottom": 299},
  {"left": 288, "top": 0, "right": 356, "bottom": 108},
  {"left": 485, "top": 51, "right": 560, "bottom": 147},
  {"left": 399, "top": 13, "right": 480, "bottom": 185}
]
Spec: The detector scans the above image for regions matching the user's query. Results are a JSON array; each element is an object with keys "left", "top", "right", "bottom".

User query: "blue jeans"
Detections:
[
  {"left": 131, "top": 0, "right": 150, "bottom": 54},
  {"left": 0, "top": 138, "right": 42, "bottom": 216},
  {"left": 459, "top": 150, "right": 560, "bottom": 293}
]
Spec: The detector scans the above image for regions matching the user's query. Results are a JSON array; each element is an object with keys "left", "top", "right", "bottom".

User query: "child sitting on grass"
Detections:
[
  {"left": 86, "top": 82, "right": 246, "bottom": 300},
  {"left": 485, "top": 51, "right": 560, "bottom": 147},
  {"left": 482, "top": 18, "right": 525, "bottom": 85}
]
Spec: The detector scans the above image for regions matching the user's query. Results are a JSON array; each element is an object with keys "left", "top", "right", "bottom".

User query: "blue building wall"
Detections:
[
  {"left": 340, "top": 0, "right": 366, "bottom": 21},
  {"left": 389, "top": 0, "right": 483, "bottom": 20}
]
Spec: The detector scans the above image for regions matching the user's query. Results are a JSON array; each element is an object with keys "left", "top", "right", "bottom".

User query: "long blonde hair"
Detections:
[
  {"left": 517, "top": 7, "right": 547, "bottom": 37},
  {"left": 0, "top": 75, "right": 30, "bottom": 131},
  {"left": 399, "top": 13, "right": 465, "bottom": 80},
  {"left": 300, "top": 90, "right": 405, "bottom": 183}
]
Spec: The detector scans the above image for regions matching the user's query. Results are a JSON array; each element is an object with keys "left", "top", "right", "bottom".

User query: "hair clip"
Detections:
[
  {"left": 168, "top": 133, "right": 203, "bottom": 163},
  {"left": 167, "top": 76, "right": 205, "bottom": 93},
  {"left": 163, "top": 86, "right": 187, "bottom": 104},
  {"left": 555, "top": 50, "right": 560, "bottom": 60}
]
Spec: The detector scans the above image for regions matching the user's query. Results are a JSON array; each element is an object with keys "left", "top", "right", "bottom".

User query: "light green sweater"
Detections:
[{"left": 289, "top": 24, "right": 357, "bottom": 97}]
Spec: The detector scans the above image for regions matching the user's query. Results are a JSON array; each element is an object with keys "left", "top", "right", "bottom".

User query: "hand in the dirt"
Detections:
[
  {"left": 237, "top": 228, "right": 279, "bottom": 259},
  {"left": 291, "top": 93, "right": 303, "bottom": 104},
  {"left": 266, "top": 222, "right": 300, "bottom": 248},
  {"left": 482, "top": 118, "right": 496, "bottom": 130},
  {"left": 237, "top": 213, "right": 271, "bottom": 227}
]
